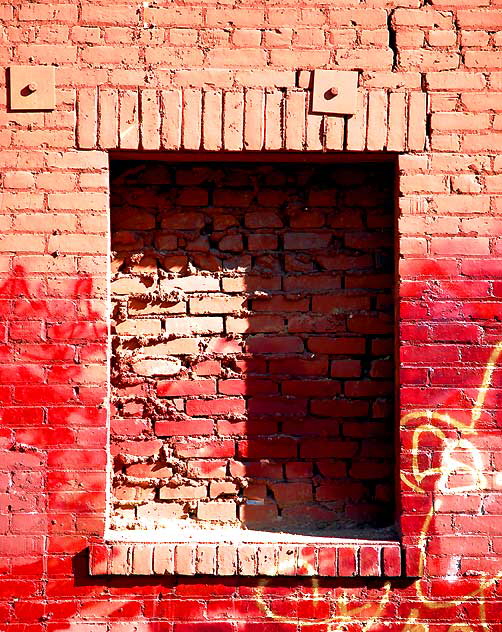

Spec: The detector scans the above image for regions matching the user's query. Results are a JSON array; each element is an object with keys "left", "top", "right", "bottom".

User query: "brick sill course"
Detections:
[{"left": 89, "top": 531, "right": 421, "bottom": 578}]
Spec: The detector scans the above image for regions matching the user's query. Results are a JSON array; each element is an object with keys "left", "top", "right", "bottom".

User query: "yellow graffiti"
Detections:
[
  {"left": 447, "top": 626, "right": 476, "bottom": 632},
  {"left": 472, "top": 341, "right": 502, "bottom": 424},
  {"left": 255, "top": 565, "right": 391, "bottom": 631},
  {"left": 253, "top": 342, "right": 502, "bottom": 631},
  {"left": 402, "top": 342, "right": 502, "bottom": 613},
  {"left": 437, "top": 438, "right": 486, "bottom": 495},
  {"left": 401, "top": 609, "right": 428, "bottom": 632}
]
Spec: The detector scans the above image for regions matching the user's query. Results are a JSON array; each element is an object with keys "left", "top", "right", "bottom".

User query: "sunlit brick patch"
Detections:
[{"left": 108, "top": 157, "right": 397, "bottom": 566}]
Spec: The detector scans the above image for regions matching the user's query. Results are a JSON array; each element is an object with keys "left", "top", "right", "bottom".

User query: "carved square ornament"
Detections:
[
  {"left": 9, "top": 65, "right": 56, "bottom": 111},
  {"left": 312, "top": 69, "right": 359, "bottom": 116}
]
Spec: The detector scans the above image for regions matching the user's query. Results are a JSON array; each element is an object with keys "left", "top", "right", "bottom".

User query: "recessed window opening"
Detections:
[{"left": 109, "top": 155, "right": 396, "bottom": 541}]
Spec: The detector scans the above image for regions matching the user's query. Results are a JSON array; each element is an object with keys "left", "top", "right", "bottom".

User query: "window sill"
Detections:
[{"left": 88, "top": 531, "right": 421, "bottom": 578}]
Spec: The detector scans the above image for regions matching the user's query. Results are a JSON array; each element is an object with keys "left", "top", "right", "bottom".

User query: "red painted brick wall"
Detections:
[{"left": 1, "top": 1, "right": 502, "bottom": 630}]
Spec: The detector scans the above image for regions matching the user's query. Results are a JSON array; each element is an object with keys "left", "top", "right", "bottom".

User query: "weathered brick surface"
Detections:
[
  {"left": 110, "top": 162, "right": 395, "bottom": 534},
  {"left": 1, "top": 0, "right": 502, "bottom": 628}
]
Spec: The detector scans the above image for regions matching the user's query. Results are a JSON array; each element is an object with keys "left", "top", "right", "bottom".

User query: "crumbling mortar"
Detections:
[
  {"left": 9, "top": 442, "right": 44, "bottom": 455},
  {"left": 114, "top": 453, "right": 153, "bottom": 467},
  {"left": 110, "top": 161, "right": 396, "bottom": 532},
  {"left": 387, "top": 9, "right": 399, "bottom": 72},
  {"left": 114, "top": 473, "right": 168, "bottom": 489}
]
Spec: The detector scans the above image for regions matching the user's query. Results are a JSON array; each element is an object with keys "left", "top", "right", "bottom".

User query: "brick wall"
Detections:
[
  {"left": 1, "top": 0, "right": 502, "bottom": 629},
  {"left": 110, "top": 161, "right": 395, "bottom": 535}
]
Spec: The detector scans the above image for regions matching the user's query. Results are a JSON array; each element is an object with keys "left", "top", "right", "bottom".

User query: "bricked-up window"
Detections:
[{"left": 109, "top": 159, "right": 396, "bottom": 539}]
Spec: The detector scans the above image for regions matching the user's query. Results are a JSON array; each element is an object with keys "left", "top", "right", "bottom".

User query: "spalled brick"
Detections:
[
  {"left": 140, "top": 90, "right": 161, "bottom": 150},
  {"left": 182, "top": 89, "right": 202, "bottom": 150},
  {"left": 366, "top": 90, "right": 388, "bottom": 151},
  {"left": 264, "top": 90, "right": 283, "bottom": 150},
  {"left": 98, "top": 88, "right": 118, "bottom": 149},
  {"left": 223, "top": 91, "right": 244, "bottom": 151},
  {"left": 77, "top": 88, "right": 98, "bottom": 149},
  {"left": 244, "top": 88, "right": 265, "bottom": 150}
]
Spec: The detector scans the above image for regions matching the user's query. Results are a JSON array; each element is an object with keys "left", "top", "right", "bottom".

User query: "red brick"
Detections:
[
  {"left": 158, "top": 380, "right": 216, "bottom": 397},
  {"left": 193, "top": 360, "right": 221, "bottom": 376},
  {"left": 206, "top": 8, "right": 264, "bottom": 27},
  {"left": 189, "top": 295, "right": 245, "bottom": 314},
  {"left": 202, "top": 90, "right": 223, "bottom": 151},
  {"left": 140, "top": 89, "right": 161, "bottom": 150},
  {"left": 431, "top": 236, "right": 490, "bottom": 255},
  {"left": 245, "top": 335, "right": 304, "bottom": 354},
  {"left": 96, "top": 88, "right": 118, "bottom": 150},
  {"left": 269, "top": 482, "right": 312, "bottom": 506},
  {"left": 217, "top": 544, "right": 238, "bottom": 575},
  {"left": 237, "top": 438, "right": 297, "bottom": 459},
  {"left": 269, "top": 358, "right": 328, "bottom": 376},
  {"left": 186, "top": 398, "right": 245, "bottom": 416},
  {"left": 301, "top": 439, "right": 359, "bottom": 459},
  {"left": 81, "top": 5, "right": 138, "bottom": 25},
  {"left": 330, "top": 360, "right": 362, "bottom": 378},
  {"left": 248, "top": 396, "right": 307, "bottom": 416},
  {"left": 359, "top": 546, "right": 381, "bottom": 576},
  {"left": 174, "top": 440, "right": 235, "bottom": 459},
  {"left": 264, "top": 90, "right": 283, "bottom": 150},
  {"left": 223, "top": 91, "right": 244, "bottom": 151},
  {"left": 155, "top": 419, "right": 213, "bottom": 437},
  {"left": 197, "top": 502, "right": 237, "bottom": 522},
  {"left": 307, "top": 336, "right": 366, "bottom": 354},
  {"left": 366, "top": 90, "right": 387, "bottom": 151},
  {"left": 313, "top": 294, "right": 371, "bottom": 311},
  {"left": 182, "top": 89, "right": 202, "bottom": 150},
  {"left": 118, "top": 89, "right": 140, "bottom": 149},
  {"left": 161, "top": 89, "right": 182, "bottom": 150},
  {"left": 253, "top": 295, "right": 309, "bottom": 312},
  {"left": 188, "top": 460, "right": 227, "bottom": 479},
  {"left": 81, "top": 45, "right": 140, "bottom": 65},
  {"left": 338, "top": 547, "right": 358, "bottom": 576},
  {"left": 256, "top": 545, "right": 277, "bottom": 576},
  {"left": 382, "top": 546, "right": 402, "bottom": 577},
  {"left": 462, "top": 92, "right": 502, "bottom": 112},
  {"left": 431, "top": 112, "right": 490, "bottom": 131},
  {"left": 282, "top": 380, "right": 341, "bottom": 397},
  {"left": 218, "top": 379, "right": 276, "bottom": 396},
  {"left": 244, "top": 88, "right": 265, "bottom": 150}
]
